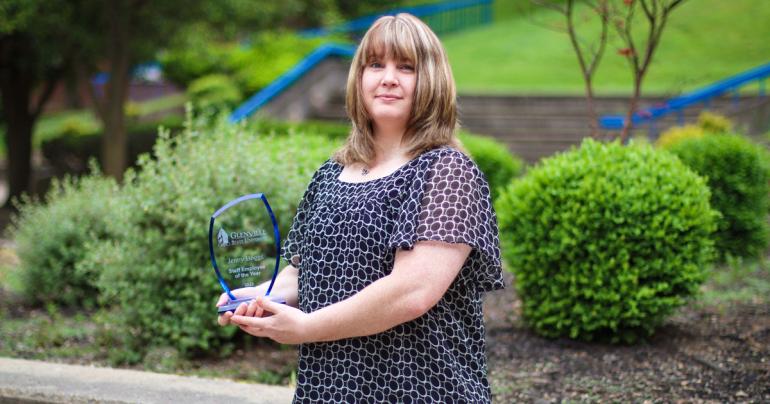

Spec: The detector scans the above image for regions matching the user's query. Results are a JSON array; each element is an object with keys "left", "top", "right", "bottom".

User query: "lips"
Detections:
[{"left": 376, "top": 94, "right": 402, "bottom": 101}]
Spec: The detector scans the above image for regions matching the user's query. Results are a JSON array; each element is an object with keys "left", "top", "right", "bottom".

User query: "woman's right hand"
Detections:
[{"left": 216, "top": 287, "right": 265, "bottom": 326}]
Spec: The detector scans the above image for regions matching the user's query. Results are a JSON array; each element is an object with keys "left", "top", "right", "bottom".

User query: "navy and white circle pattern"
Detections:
[{"left": 283, "top": 147, "right": 504, "bottom": 403}]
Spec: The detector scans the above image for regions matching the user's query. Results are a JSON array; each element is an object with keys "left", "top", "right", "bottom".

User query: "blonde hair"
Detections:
[{"left": 334, "top": 13, "right": 461, "bottom": 166}]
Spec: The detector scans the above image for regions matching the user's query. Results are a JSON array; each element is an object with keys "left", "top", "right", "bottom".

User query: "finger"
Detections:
[
  {"left": 257, "top": 296, "right": 284, "bottom": 314},
  {"left": 246, "top": 299, "right": 259, "bottom": 317},
  {"left": 218, "top": 310, "right": 234, "bottom": 326},
  {"left": 234, "top": 302, "right": 248, "bottom": 316},
  {"left": 231, "top": 314, "right": 266, "bottom": 328},
  {"left": 216, "top": 293, "right": 229, "bottom": 306}
]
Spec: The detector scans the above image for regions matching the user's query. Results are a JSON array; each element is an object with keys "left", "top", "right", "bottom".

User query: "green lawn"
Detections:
[{"left": 444, "top": 0, "right": 770, "bottom": 95}]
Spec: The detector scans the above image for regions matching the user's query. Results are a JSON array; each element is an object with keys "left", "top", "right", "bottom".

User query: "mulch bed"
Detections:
[{"left": 483, "top": 273, "right": 770, "bottom": 403}]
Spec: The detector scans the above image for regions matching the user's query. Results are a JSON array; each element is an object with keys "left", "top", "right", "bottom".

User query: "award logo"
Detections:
[{"left": 217, "top": 227, "right": 230, "bottom": 247}]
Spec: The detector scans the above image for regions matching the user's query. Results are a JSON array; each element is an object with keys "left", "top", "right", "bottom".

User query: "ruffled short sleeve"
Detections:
[
  {"left": 282, "top": 161, "right": 328, "bottom": 268},
  {"left": 389, "top": 149, "right": 504, "bottom": 292}
]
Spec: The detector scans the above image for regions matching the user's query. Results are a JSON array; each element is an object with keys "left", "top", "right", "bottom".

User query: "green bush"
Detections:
[
  {"left": 158, "top": 27, "right": 229, "bottom": 88},
  {"left": 226, "top": 32, "right": 329, "bottom": 95},
  {"left": 161, "top": 30, "right": 331, "bottom": 96},
  {"left": 496, "top": 139, "right": 717, "bottom": 343},
  {"left": 41, "top": 115, "right": 184, "bottom": 175},
  {"left": 459, "top": 132, "right": 524, "bottom": 199},
  {"left": 665, "top": 133, "right": 770, "bottom": 259},
  {"left": 79, "top": 115, "right": 339, "bottom": 360},
  {"left": 186, "top": 74, "right": 242, "bottom": 113},
  {"left": 248, "top": 118, "right": 351, "bottom": 140},
  {"left": 9, "top": 171, "right": 120, "bottom": 308}
]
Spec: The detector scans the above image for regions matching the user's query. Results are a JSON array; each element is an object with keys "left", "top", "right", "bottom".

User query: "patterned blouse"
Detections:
[{"left": 283, "top": 146, "right": 504, "bottom": 403}]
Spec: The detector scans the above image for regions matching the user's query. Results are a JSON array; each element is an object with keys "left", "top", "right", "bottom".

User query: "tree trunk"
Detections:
[
  {"left": 620, "top": 78, "right": 643, "bottom": 143},
  {"left": 584, "top": 79, "right": 600, "bottom": 138},
  {"left": 100, "top": 4, "right": 132, "bottom": 181},
  {"left": 2, "top": 107, "right": 34, "bottom": 207},
  {"left": 0, "top": 36, "right": 35, "bottom": 207}
]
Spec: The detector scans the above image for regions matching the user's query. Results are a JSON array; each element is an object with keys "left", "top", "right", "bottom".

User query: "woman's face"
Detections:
[{"left": 361, "top": 55, "right": 416, "bottom": 131}]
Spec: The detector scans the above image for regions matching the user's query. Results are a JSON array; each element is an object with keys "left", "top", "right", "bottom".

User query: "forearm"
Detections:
[
  {"left": 304, "top": 242, "right": 469, "bottom": 342},
  {"left": 266, "top": 265, "right": 299, "bottom": 307},
  {"left": 306, "top": 272, "right": 434, "bottom": 342}
]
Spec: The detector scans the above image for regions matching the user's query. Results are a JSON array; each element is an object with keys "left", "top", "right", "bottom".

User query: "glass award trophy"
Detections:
[{"left": 209, "top": 193, "right": 286, "bottom": 314}]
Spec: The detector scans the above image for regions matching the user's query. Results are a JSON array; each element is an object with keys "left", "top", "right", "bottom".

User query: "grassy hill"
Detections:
[{"left": 443, "top": 0, "right": 770, "bottom": 95}]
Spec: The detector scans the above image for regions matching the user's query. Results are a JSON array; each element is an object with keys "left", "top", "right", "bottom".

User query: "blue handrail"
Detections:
[
  {"left": 600, "top": 62, "right": 770, "bottom": 130},
  {"left": 301, "top": 0, "right": 492, "bottom": 37},
  {"left": 229, "top": 43, "right": 356, "bottom": 124}
]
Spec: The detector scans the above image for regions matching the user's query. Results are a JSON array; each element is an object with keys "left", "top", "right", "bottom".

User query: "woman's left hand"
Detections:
[{"left": 229, "top": 297, "right": 313, "bottom": 345}]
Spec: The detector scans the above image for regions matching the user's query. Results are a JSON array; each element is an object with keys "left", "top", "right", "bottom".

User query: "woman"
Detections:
[{"left": 218, "top": 13, "right": 504, "bottom": 403}]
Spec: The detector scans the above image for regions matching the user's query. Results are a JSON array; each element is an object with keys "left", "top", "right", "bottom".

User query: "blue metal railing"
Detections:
[
  {"left": 600, "top": 62, "right": 770, "bottom": 132},
  {"left": 301, "top": 0, "right": 492, "bottom": 38},
  {"left": 229, "top": 44, "right": 356, "bottom": 123}
]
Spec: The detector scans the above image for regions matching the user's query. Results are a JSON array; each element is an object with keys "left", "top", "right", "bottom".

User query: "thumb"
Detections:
[{"left": 257, "top": 296, "right": 284, "bottom": 314}]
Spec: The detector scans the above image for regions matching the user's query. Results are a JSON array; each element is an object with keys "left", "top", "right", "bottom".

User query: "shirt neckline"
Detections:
[{"left": 333, "top": 147, "right": 445, "bottom": 185}]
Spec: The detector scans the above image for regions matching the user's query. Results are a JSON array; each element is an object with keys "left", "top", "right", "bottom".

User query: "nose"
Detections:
[{"left": 381, "top": 64, "right": 399, "bottom": 87}]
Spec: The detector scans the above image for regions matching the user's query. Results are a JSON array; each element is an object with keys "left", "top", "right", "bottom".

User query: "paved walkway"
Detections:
[{"left": 0, "top": 357, "right": 294, "bottom": 403}]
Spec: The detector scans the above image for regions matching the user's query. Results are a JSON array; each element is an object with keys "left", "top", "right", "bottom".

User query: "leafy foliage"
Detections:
[
  {"left": 655, "top": 112, "right": 734, "bottom": 149},
  {"left": 665, "top": 133, "right": 770, "bottom": 259},
  {"left": 9, "top": 170, "right": 119, "bottom": 308},
  {"left": 186, "top": 74, "right": 242, "bottom": 113},
  {"left": 160, "top": 31, "right": 329, "bottom": 95},
  {"left": 77, "top": 115, "right": 339, "bottom": 360},
  {"left": 496, "top": 139, "right": 717, "bottom": 343},
  {"left": 655, "top": 124, "right": 704, "bottom": 149},
  {"left": 458, "top": 132, "right": 524, "bottom": 200},
  {"left": 11, "top": 105, "right": 522, "bottom": 360}
]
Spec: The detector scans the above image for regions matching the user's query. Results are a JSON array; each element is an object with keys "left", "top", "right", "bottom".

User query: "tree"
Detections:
[
  {"left": 78, "top": 1, "right": 214, "bottom": 180},
  {"left": 1, "top": 0, "right": 384, "bottom": 200},
  {"left": 534, "top": 0, "right": 610, "bottom": 138},
  {"left": 612, "top": 0, "right": 687, "bottom": 142},
  {"left": 0, "top": 0, "right": 93, "bottom": 207},
  {"left": 85, "top": 0, "right": 344, "bottom": 180},
  {"left": 534, "top": 0, "right": 687, "bottom": 142}
]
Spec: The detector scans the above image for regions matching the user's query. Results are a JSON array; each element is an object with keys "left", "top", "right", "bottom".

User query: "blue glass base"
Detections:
[{"left": 217, "top": 295, "right": 287, "bottom": 314}]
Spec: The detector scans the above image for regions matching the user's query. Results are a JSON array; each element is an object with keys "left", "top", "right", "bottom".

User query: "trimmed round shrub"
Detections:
[
  {"left": 79, "top": 115, "right": 340, "bottom": 361},
  {"left": 496, "top": 139, "right": 718, "bottom": 343},
  {"left": 665, "top": 133, "right": 770, "bottom": 259},
  {"left": 459, "top": 132, "right": 524, "bottom": 200},
  {"left": 9, "top": 170, "right": 119, "bottom": 308},
  {"left": 655, "top": 124, "right": 704, "bottom": 149},
  {"left": 697, "top": 111, "right": 733, "bottom": 134}
]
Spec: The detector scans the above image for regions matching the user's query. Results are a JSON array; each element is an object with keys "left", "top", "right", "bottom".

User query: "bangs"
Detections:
[{"left": 360, "top": 17, "right": 419, "bottom": 65}]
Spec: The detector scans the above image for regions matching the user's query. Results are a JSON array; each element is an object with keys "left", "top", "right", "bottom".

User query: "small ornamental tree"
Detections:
[
  {"left": 497, "top": 139, "right": 717, "bottom": 343},
  {"left": 534, "top": 0, "right": 688, "bottom": 141}
]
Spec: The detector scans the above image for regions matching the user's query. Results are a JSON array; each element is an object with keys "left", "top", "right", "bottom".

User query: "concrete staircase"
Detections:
[{"left": 311, "top": 90, "right": 770, "bottom": 163}]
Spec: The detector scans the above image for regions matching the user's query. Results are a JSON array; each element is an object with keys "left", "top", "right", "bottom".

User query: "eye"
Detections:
[
  {"left": 368, "top": 61, "right": 383, "bottom": 69},
  {"left": 398, "top": 63, "right": 415, "bottom": 71}
]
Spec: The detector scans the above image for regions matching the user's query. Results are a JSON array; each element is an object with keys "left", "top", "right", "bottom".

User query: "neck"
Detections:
[{"left": 371, "top": 121, "right": 408, "bottom": 163}]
